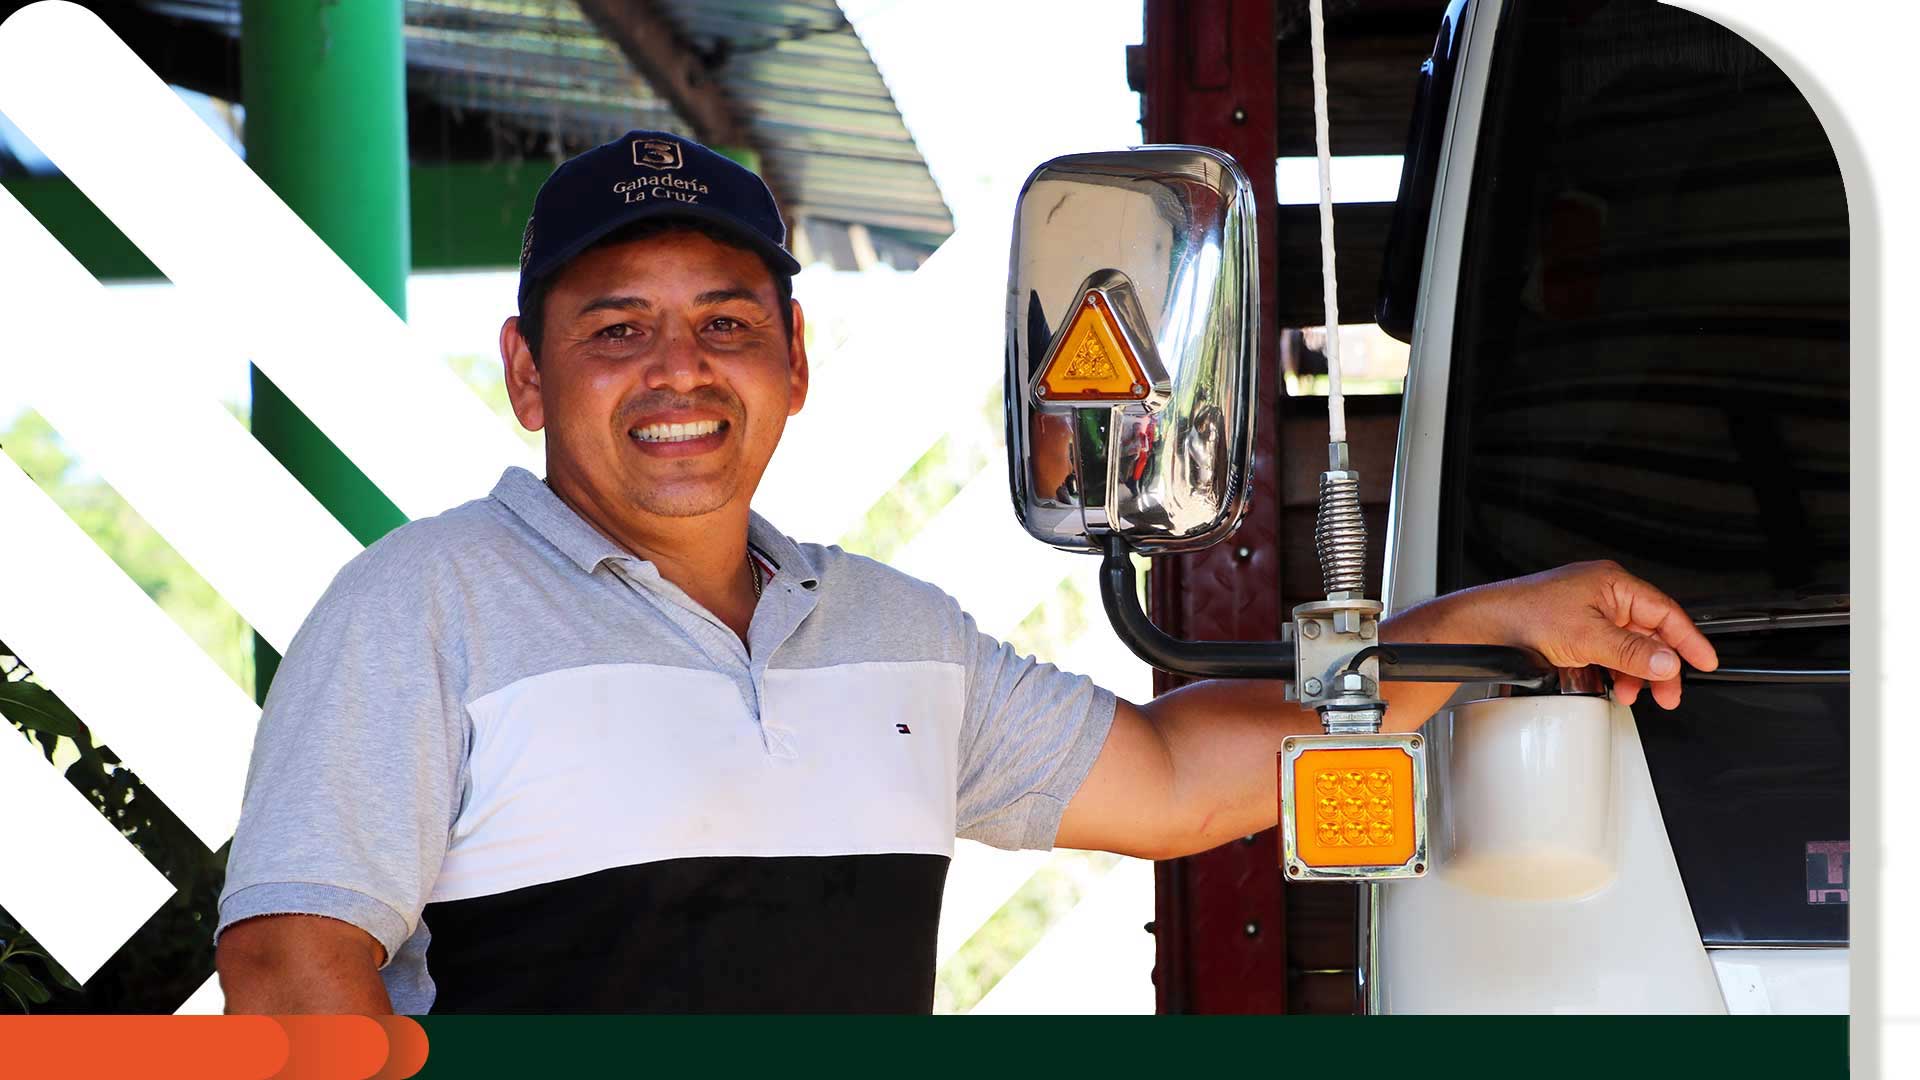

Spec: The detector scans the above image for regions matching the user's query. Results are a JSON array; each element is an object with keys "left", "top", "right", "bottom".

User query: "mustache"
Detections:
[{"left": 617, "top": 387, "right": 741, "bottom": 424}]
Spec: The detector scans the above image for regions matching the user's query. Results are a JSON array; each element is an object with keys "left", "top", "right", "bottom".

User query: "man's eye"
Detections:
[
  {"left": 597, "top": 324, "right": 636, "bottom": 340},
  {"left": 707, "top": 317, "right": 744, "bottom": 334}
]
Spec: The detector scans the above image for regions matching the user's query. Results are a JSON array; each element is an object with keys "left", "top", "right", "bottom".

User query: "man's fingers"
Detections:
[
  {"left": 1650, "top": 676, "right": 1682, "bottom": 710},
  {"left": 1594, "top": 622, "right": 1679, "bottom": 682},
  {"left": 1616, "top": 576, "right": 1719, "bottom": 673},
  {"left": 1612, "top": 674, "right": 1644, "bottom": 707},
  {"left": 1651, "top": 607, "right": 1719, "bottom": 673}
]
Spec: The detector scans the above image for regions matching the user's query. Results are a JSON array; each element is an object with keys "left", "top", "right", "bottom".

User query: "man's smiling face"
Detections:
[{"left": 503, "top": 228, "right": 808, "bottom": 523}]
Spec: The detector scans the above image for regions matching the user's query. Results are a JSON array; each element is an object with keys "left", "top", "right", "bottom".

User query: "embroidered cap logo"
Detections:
[{"left": 632, "top": 138, "right": 684, "bottom": 170}]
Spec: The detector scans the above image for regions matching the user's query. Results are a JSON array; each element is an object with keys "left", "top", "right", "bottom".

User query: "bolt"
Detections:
[
  {"left": 1144, "top": 921, "right": 1157, "bottom": 935},
  {"left": 1302, "top": 621, "right": 1321, "bottom": 639},
  {"left": 1303, "top": 677, "right": 1324, "bottom": 696},
  {"left": 1283, "top": 738, "right": 1295, "bottom": 752},
  {"left": 1359, "top": 621, "right": 1376, "bottom": 639},
  {"left": 1337, "top": 671, "right": 1373, "bottom": 695},
  {"left": 1231, "top": 105, "right": 1248, "bottom": 124},
  {"left": 1235, "top": 545, "right": 1252, "bottom": 560},
  {"left": 1410, "top": 736, "right": 1422, "bottom": 749},
  {"left": 1414, "top": 863, "right": 1426, "bottom": 875},
  {"left": 1244, "top": 921, "right": 1260, "bottom": 937},
  {"left": 1288, "top": 864, "right": 1302, "bottom": 877}
]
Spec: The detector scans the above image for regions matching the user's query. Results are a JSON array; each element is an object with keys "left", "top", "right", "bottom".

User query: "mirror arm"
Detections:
[
  {"left": 1098, "top": 534, "right": 1298, "bottom": 679},
  {"left": 1099, "top": 536, "right": 1559, "bottom": 689},
  {"left": 1355, "top": 643, "right": 1558, "bottom": 691}
]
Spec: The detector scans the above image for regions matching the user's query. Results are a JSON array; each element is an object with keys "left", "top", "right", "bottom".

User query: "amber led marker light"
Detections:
[{"left": 1031, "top": 287, "right": 1154, "bottom": 404}]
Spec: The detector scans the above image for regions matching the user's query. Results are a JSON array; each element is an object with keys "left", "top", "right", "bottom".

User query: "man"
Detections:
[{"left": 214, "top": 131, "right": 1718, "bottom": 1014}]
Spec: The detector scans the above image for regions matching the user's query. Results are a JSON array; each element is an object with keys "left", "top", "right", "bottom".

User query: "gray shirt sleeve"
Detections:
[
  {"left": 215, "top": 563, "right": 467, "bottom": 966},
  {"left": 954, "top": 613, "right": 1118, "bottom": 851}
]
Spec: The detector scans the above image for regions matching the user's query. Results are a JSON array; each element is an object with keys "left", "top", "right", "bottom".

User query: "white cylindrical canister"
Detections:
[{"left": 1441, "top": 693, "right": 1615, "bottom": 901}]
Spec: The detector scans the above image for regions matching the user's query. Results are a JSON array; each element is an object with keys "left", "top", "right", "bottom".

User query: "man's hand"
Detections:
[
  {"left": 1395, "top": 559, "right": 1721, "bottom": 711},
  {"left": 216, "top": 914, "right": 392, "bottom": 1014},
  {"left": 1057, "top": 560, "right": 1718, "bottom": 859}
]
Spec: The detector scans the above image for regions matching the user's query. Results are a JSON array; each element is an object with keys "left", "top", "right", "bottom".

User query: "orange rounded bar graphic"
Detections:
[{"left": 0, "top": 1014, "right": 428, "bottom": 1079}]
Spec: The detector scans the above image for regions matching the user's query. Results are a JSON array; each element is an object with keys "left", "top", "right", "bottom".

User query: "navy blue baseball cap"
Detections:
[{"left": 517, "top": 129, "right": 802, "bottom": 314}]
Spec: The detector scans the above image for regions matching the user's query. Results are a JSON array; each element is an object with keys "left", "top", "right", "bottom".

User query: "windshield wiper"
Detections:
[{"left": 1687, "top": 591, "right": 1848, "bottom": 636}]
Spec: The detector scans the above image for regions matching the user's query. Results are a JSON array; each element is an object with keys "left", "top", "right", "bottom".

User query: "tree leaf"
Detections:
[
  {"left": 1, "top": 964, "right": 53, "bottom": 1007},
  {"left": 0, "top": 680, "right": 83, "bottom": 741},
  {"left": 46, "top": 964, "right": 83, "bottom": 993},
  {"left": 2, "top": 948, "right": 80, "bottom": 993},
  {"left": 36, "top": 955, "right": 82, "bottom": 994}
]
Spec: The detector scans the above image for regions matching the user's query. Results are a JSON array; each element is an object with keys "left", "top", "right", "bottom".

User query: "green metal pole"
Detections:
[{"left": 240, "top": 0, "right": 410, "bottom": 695}]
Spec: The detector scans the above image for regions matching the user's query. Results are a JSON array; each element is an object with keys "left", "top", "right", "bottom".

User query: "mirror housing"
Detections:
[{"left": 1005, "top": 146, "right": 1259, "bottom": 555}]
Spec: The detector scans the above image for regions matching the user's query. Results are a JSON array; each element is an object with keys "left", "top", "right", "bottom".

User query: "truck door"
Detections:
[{"left": 1378, "top": 0, "right": 1847, "bottom": 1012}]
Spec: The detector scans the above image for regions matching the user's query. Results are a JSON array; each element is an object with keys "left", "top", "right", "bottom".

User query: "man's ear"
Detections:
[
  {"left": 501, "top": 315, "right": 546, "bottom": 432},
  {"left": 786, "top": 298, "right": 810, "bottom": 417}
]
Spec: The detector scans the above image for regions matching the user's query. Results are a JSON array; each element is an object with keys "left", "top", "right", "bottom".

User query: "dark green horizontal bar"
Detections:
[{"left": 412, "top": 1016, "right": 1848, "bottom": 1079}]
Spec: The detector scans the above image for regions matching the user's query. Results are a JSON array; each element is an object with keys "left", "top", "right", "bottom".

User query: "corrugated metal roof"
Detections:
[{"left": 137, "top": 0, "right": 952, "bottom": 251}]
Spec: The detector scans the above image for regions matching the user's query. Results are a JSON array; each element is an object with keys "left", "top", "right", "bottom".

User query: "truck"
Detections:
[{"left": 1006, "top": 0, "right": 1847, "bottom": 1013}]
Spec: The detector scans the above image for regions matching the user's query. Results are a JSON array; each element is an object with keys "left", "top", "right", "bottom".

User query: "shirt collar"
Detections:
[
  {"left": 745, "top": 505, "right": 820, "bottom": 590},
  {"left": 491, "top": 466, "right": 820, "bottom": 588}
]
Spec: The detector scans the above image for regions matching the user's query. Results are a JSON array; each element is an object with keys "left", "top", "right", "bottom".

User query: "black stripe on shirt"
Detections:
[{"left": 421, "top": 853, "right": 950, "bottom": 1013}]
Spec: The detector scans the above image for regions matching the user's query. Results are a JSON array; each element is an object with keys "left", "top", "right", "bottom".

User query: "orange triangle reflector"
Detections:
[{"left": 1035, "top": 290, "right": 1151, "bottom": 403}]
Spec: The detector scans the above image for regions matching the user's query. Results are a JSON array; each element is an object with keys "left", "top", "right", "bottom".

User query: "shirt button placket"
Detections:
[{"left": 752, "top": 590, "right": 800, "bottom": 761}]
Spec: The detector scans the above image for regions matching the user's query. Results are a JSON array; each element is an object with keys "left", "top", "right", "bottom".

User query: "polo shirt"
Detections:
[{"left": 216, "top": 466, "right": 1117, "bottom": 1013}]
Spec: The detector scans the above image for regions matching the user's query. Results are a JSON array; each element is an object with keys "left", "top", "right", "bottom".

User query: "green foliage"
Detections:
[
  {"left": 0, "top": 410, "right": 254, "bottom": 695},
  {"left": 441, "top": 351, "right": 543, "bottom": 454},
  {"left": 837, "top": 385, "right": 1002, "bottom": 563},
  {"left": 0, "top": 908, "right": 83, "bottom": 1013},
  {"left": 1004, "top": 576, "right": 1089, "bottom": 665},
  {"left": 0, "top": 409, "right": 245, "bottom": 1008},
  {"left": 0, "top": 643, "right": 226, "bottom": 1013},
  {"left": 933, "top": 850, "right": 1120, "bottom": 1014},
  {"left": 838, "top": 435, "right": 979, "bottom": 563}
]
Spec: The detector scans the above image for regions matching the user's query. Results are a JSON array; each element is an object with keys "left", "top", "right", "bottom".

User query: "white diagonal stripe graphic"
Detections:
[
  {"left": 891, "top": 470, "right": 1087, "bottom": 641},
  {"left": 0, "top": 189, "right": 361, "bottom": 652},
  {"left": 0, "top": 459, "right": 259, "bottom": 850},
  {"left": 0, "top": 1, "right": 536, "bottom": 522},
  {"left": 173, "top": 972, "right": 224, "bottom": 1015},
  {"left": 755, "top": 227, "right": 1005, "bottom": 542},
  {"left": 937, "top": 839, "right": 1050, "bottom": 964},
  {"left": 0, "top": 725, "right": 175, "bottom": 983}
]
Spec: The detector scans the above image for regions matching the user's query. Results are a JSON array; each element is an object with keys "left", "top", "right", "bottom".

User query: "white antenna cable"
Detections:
[
  {"left": 1305, "top": 0, "right": 1369, "bottom": 599},
  {"left": 1308, "top": 0, "right": 1345, "bottom": 442}
]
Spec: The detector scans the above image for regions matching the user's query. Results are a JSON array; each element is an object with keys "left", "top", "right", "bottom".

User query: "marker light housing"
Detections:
[{"left": 1281, "top": 733, "right": 1429, "bottom": 881}]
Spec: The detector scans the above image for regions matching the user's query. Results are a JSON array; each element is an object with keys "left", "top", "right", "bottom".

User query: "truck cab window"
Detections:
[{"left": 1434, "top": 0, "right": 1848, "bottom": 946}]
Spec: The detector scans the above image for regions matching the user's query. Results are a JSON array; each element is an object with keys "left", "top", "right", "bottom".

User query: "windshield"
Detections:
[
  {"left": 1435, "top": 0, "right": 1847, "bottom": 608},
  {"left": 1432, "top": 0, "right": 1849, "bottom": 948}
]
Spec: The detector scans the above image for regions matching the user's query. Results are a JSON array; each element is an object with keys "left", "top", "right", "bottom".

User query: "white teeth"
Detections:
[{"left": 631, "top": 419, "right": 724, "bottom": 443}]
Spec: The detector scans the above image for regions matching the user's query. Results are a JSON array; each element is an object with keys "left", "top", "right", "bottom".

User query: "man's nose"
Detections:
[{"left": 642, "top": 324, "right": 713, "bottom": 393}]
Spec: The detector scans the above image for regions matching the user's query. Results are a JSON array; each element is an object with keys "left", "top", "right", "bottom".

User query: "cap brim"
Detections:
[{"left": 521, "top": 201, "right": 802, "bottom": 308}]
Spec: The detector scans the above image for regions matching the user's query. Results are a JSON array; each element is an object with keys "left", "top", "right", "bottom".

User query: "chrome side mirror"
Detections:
[
  {"left": 999, "top": 143, "right": 1555, "bottom": 688},
  {"left": 1005, "top": 146, "right": 1258, "bottom": 555}
]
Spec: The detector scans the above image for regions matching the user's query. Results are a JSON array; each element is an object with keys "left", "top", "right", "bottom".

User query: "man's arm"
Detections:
[
  {"left": 1054, "top": 560, "right": 1720, "bottom": 859},
  {"left": 216, "top": 915, "right": 392, "bottom": 1014},
  {"left": 214, "top": 556, "right": 465, "bottom": 1015}
]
